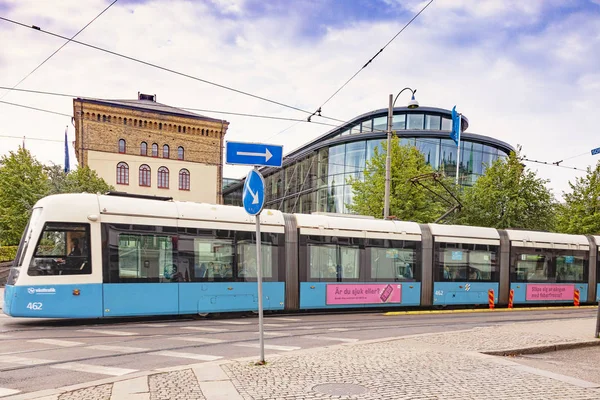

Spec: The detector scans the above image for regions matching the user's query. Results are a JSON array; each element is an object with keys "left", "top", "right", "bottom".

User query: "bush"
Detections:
[{"left": 0, "top": 246, "right": 18, "bottom": 262}]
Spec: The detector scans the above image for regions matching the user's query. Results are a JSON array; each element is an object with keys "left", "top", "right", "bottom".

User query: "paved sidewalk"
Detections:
[{"left": 4, "top": 316, "right": 600, "bottom": 400}]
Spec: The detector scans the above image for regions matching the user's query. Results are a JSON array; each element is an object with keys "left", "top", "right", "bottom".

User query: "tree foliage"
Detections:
[
  {"left": 457, "top": 146, "right": 556, "bottom": 231},
  {"left": 347, "top": 137, "right": 450, "bottom": 222},
  {"left": 0, "top": 150, "right": 112, "bottom": 246},
  {"left": 555, "top": 161, "right": 600, "bottom": 235},
  {"left": 0, "top": 148, "right": 49, "bottom": 245}
]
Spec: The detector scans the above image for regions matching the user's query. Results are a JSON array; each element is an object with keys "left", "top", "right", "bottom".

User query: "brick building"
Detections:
[{"left": 73, "top": 93, "right": 229, "bottom": 203}]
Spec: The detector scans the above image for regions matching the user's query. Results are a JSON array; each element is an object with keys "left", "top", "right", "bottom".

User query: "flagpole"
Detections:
[{"left": 455, "top": 114, "right": 461, "bottom": 185}]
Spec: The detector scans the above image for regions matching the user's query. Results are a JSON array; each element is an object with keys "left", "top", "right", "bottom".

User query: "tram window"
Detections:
[
  {"left": 308, "top": 244, "right": 359, "bottom": 281},
  {"left": 371, "top": 248, "right": 415, "bottom": 281},
  {"left": 555, "top": 255, "right": 586, "bottom": 282},
  {"left": 192, "top": 238, "right": 234, "bottom": 281},
  {"left": 28, "top": 223, "right": 90, "bottom": 276},
  {"left": 237, "top": 241, "right": 275, "bottom": 280},
  {"left": 436, "top": 243, "right": 498, "bottom": 282},
  {"left": 117, "top": 234, "right": 175, "bottom": 281},
  {"left": 515, "top": 253, "right": 549, "bottom": 282}
]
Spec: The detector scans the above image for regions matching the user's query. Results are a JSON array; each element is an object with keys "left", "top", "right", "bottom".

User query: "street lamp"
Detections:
[{"left": 383, "top": 88, "right": 418, "bottom": 220}]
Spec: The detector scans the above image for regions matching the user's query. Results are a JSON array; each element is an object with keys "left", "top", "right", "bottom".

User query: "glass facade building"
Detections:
[{"left": 223, "top": 106, "right": 514, "bottom": 214}]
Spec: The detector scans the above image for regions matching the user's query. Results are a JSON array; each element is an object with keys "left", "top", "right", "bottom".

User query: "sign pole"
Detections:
[
  {"left": 255, "top": 167, "right": 265, "bottom": 364},
  {"left": 455, "top": 113, "right": 461, "bottom": 185}
]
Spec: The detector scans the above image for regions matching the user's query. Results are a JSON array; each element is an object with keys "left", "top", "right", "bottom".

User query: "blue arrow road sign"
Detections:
[
  {"left": 243, "top": 170, "right": 265, "bottom": 216},
  {"left": 592, "top": 147, "right": 600, "bottom": 156},
  {"left": 226, "top": 141, "right": 283, "bottom": 167}
]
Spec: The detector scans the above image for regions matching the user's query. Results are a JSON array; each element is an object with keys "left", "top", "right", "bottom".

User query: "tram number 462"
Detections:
[{"left": 26, "top": 302, "right": 43, "bottom": 310}]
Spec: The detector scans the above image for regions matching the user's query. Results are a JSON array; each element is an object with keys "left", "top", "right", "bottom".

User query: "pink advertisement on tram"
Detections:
[
  {"left": 526, "top": 284, "right": 574, "bottom": 301},
  {"left": 326, "top": 284, "right": 402, "bottom": 305}
]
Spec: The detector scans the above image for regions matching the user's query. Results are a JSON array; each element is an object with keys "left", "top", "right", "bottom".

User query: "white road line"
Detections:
[
  {"left": 0, "top": 388, "right": 21, "bottom": 397},
  {"left": 0, "top": 335, "right": 12, "bottom": 340},
  {"left": 270, "top": 317, "right": 301, "bottom": 322},
  {"left": 263, "top": 323, "right": 288, "bottom": 327},
  {"left": 153, "top": 351, "right": 223, "bottom": 361},
  {"left": 52, "top": 363, "right": 137, "bottom": 376},
  {"left": 181, "top": 327, "right": 228, "bottom": 332},
  {"left": 295, "top": 326, "right": 315, "bottom": 330},
  {"left": 0, "top": 356, "right": 53, "bottom": 365},
  {"left": 77, "top": 329, "right": 138, "bottom": 336},
  {"left": 305, "top": 336, "right": 358, "bottom": 343},
  {"left": 212, "top": 320, "right": 252, "bottom": 325},
  {"left": 86, "top": 345, "right": 150, "bottom": 353},
  {"left": 328, "top": 328, "right": 351, "bottom": 332},
  {"left": 253, "top": 331, "right": 290, "bottom": 337},
  {"left": 29, "top": 339, "right": 84, "bottom": 347},
  {"left": 234, "top": 343, "right": 301, "bottom": 351},
  {"left": 172, "top": 337, "right": 225, "bottom": 344}
]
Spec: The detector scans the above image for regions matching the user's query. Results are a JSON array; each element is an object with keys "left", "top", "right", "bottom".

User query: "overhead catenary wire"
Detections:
[
  {"left": 521, "top": 158, "right": 587, "bottom": 172},
  {"left": 0, "top": 16, "right": 315, "bottom": 117},
  {"left": 0, "top": 0, "right": 118, "bottom": 101}
]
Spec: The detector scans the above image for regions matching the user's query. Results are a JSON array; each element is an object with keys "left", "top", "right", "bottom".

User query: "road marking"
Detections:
[
  {"left": 269, "top": 317, "right": 301, "bottom": 322},
  {"left": 140, "top": 323, "right": 169, "bottom": 328},
  {"left": 77, "top": 329, "right": 138, "bottom": 336},
  {"left": 28, "top": 339, "right": 83, "bottom": 347},
  {"left": 86, "top": 345, "right": 150, "bottom": 353},
  {"left": 172, "top": 337, "right": 225, "bottom": 344},
  {"left": 0, "top": 335, "right": 12, "bottom": 340},
  {"left": 253, "top": 331, "right": 290, "bottom": 337},
  {"left": 234, "top": 343, "right": 300, "bottom": 351},
  {"left": 213, "top": 320, "right": 252, "bottom": 325},
  {"left": 0, "top": 388, "right": 20, "bottom": 397},
  {"left": 153, "top": 351, "right": 223, "bottom": 361},
  {"left": 305, "top": 336, "right": 358, "bottom": 343},
  {"left": 295, "top": 326, "right": 315, "bottom": 330},
  {"left": 263, "top": 323, "right": 288, "bottom": 327},
  {"left": 52, "top": 363, "right": 137, "bottom": 376},
  {"left": 0, "top": 355, "right": 52, "bottom": 365},
  {"left": 181, "top": 327, "right": 228, "bottom": 332},
  {"left": 328, "top": 328, "right": 351, "bottom": 332}
]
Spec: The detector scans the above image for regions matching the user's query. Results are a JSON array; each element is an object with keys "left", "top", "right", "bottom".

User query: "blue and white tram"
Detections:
[{"left": 4, "top": 193, "right": 286, "bottom": 318}]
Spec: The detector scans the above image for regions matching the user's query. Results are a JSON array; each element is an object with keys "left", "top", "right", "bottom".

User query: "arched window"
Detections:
[
  {"left": 152, "top": 143, "right": 158, "bottom": 157},
  {"left": 140, "top": 142, "right": 147, "bottom": 156},
  {"left": 159, "top": 123, "right": 162, "bottom": 130},
  {"left": 158, "top": 167, "right": 169, "bottom": 189},
  {"left": 103, "top": 115, "right": 107, "bottom": 122},
  {"left": 139, "top": 164, "right": 151, "bottom": 187},
  {"left": 178, "top": 125, "right": 182, "bottom": 133},
  {"left": 116, "top": 162, "right": 129, "bottom": 185},
  {"left": 118, "top": 139, "right": 126, "bottom": 154},
  {"left": 179, "top": 169, "right": 190, "bottom": 191},
  {"left": 124, "top": 118, "right": 128, "bottom": 125},
  {"left": 178, "top": 146, "right": 184, "bottom": 160},
  {"left": 163, "top": 144, "right": 169, "bottom": 158},
  {"left": 183, "top": 126, "right": 186, "bottom": 133}
]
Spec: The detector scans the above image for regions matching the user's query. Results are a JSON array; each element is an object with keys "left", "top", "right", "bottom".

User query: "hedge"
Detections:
[{"left": 0, "top": 246, "right": 18, "bottom": 262}]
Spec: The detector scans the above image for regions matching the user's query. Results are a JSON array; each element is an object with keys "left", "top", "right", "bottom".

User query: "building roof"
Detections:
[{"left": 75, "top": 97, "right": 226, "bottom": 124}]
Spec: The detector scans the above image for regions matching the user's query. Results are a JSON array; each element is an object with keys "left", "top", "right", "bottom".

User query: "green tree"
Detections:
[
  {"left": 0, "top": 148, "right": 49, "bottom": 245},
  {"left": 46, "top": 164, "right": 113, "bottom": 195},
  {"left": 458, "top": 146, "right": 556, "bottom": 230},
  {"left": 347, "top": 137, "right": 449, "bottom": 222},
  {"left": 555, "top": 161, "right": 600, "bottom": 234}
]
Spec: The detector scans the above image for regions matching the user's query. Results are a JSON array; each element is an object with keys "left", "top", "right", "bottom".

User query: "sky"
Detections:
[{"left": 1, "top": 0, "right": 600, "bottom": 200}]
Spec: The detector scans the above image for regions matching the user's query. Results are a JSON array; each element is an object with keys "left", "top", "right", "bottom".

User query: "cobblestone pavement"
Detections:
[
  {"left": 57, "top": 384, "right": 112, "bottom": 400},
  {"left": 149, "top": 370, "right": 205, "bottom": 400}
]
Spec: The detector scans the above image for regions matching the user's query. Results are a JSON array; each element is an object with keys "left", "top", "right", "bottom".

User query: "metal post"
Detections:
[
  {"left": 384, "top": 94, "right": 393, "bottom": 220},
  {"left": 255, "top": 207, "right": 265, "bottom": 363},
  {"left": 455, "top": 113, "right": 461, "bottom": 185}
]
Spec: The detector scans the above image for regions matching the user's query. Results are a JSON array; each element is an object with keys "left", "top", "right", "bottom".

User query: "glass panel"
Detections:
[
  {"left": 309, "top": 244, "right": 337, "bottom": 279},
  {"left": 317, "top": 148, "right": 329, "bottom": 187},
  {"left": 237, "top": 241, "right": 275, "bottom": 279},
  {"left": 327, "top": 185, "right": 343, "bottom": 213},
  {"left": 441, "top": 117, "right": 452, "bottom": 131},
  {"left": 328, "top": 144, "right": 345, "bottom": 186},
  {"left": 415, "top": 138, "right": 440, "bottom": 169},
  {"left": 371, "top": 248, "right": 415, "bottom": 280},
  {"left": 28, "top": 223, "right": 90, "bottom": 276},
  {"left": 440, "top": 249, "right": 467, "bottom": 281},
  {"left": 373, "top": 116, "right": 387, "bottom": 133},
  {"left": 344, "top": 141, "right": 366, "bottom": 181},
  {"left": 515, "top": 254, "right": 549, "bottom": 282},
  {"left": 438, "top": 245, "right": 498, "bottom": 281},
  {"left": 407, "top": 114, "right": 424, "bottom": 130},
  {"left": 367, "top": 139, "right": 384, "bottom": 161},
  {"left": 468, "top": 251, "right": 494, "bottom": 280},
  {"left": 440, "top": 139, "right": 457, "bottom": 177},
  {"left": 425, "top": 115, "right": 441, "bottom": 130},
  {"left": 555, "top": 256, "right": 585, "bottom": 282},
  {"left": 350, "top": 124, "right": 360, "bottom": 134},
  {"left": 391, "top": 114, "right": 406, "bottom": 130},
  {"left": 340, "top": 247, "right": 359, "bottom": 279},
  {"left": 361, "top": 120, "right": 373, "bottom": 133},
  {"left": 193, "top": 238, "right": 234, "bottom": 280},
  {"left": 118, "top": 234, "right": 174, "bottom": 280},
  {"left": 400, "top": 137, "right": 415, "bottom": 147},
  {"left": 343, "top": 185, "right": 354, "bottom": 214}
]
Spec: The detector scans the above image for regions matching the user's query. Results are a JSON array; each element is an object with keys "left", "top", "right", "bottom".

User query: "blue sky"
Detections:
[{"left": 1, "top": 0, "right": 600, "bottom": 198}]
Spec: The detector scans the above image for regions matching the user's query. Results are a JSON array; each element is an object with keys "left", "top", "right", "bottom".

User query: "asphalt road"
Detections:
[{"left": 0, "top": 308, "right": 597, "bottom": 396}]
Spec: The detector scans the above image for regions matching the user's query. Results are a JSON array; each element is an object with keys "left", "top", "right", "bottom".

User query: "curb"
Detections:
[
  {"left": 384, "top": 305, "right": 598, "bottom": 316},
  {"left": 482, "top": 339, "right": 600, "bottom": 357}
]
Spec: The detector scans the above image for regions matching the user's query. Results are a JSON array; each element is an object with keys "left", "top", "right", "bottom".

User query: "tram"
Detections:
[{"left": 3, "top": 192, "right": 598, "bottom": 318}]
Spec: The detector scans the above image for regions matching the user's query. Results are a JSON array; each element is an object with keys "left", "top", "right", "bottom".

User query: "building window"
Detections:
[
  {"left": 178, "top": 146, "right": 184, "bottom": 160},
  {"left": 140, "top": 142, "right": 147, "bottom": 156},
  {"left": 152, "top": 143, "right": 158, "bottom": 157},
  {"left": 124, "top": 118, "right": 127, "bottom": 125},
  {"left": 159, "top": 123, "right": 162, "bottom": 130},
  {"left": 118, "top": 139, "right": 126, "bottom": 154},
  {"left": 103, "top": 115, "right": 107, "bottom": 122},
  {"left": 116, "top": 162, "right": 129, "bottom": 185},
  {"left": 158, "top": 167, "right": 169, "bottom": 189},
  {"left": 178, "top": 125, "right": 182, "bottom": 133},
  {"left": 179, "top": 169, "right": 190, "bottom": 190},
  {"left": 139, "top": 164, "right": 151, "bottom": 187},
  {"left": 163, "top": 144, "right": 170, "bottom": 158}
]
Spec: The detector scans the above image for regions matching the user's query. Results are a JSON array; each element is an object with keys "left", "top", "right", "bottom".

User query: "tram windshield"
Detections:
[{"left": 6, "top": 208, "right": 43, "bottom": 285}]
